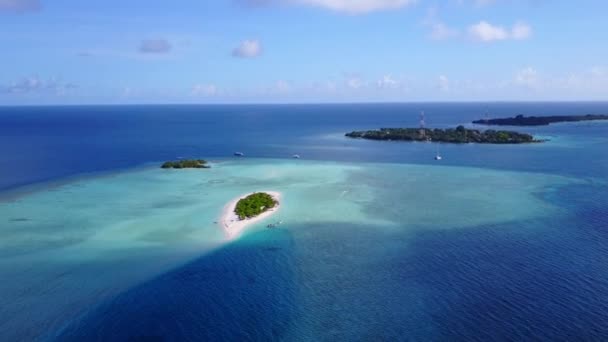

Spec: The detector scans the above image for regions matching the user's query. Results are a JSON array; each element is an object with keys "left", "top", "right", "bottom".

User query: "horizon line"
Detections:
[{"left": 2, "top": 100, "right": 608, "bottom": 108}]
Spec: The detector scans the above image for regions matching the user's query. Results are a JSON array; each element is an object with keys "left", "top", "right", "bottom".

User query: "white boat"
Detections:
[
  {"left": 292, "top": 154, "right": 301, "bottom": 159},
  {"left": 234, "top": 152, "right": 244, "bottom": 157},
  {"left": 434, "top": 146, "right": 442, "bottom": 160}
]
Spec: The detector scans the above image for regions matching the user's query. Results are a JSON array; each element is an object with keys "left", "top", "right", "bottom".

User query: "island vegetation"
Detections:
[
  {"left": 161, "top": 159, "right": 210, "bottom": 169},
  {"left": 235, "top": 192, "right": 278, "bottom": 220},
  {"left": 345, "top": 125, "right": 541, "bottom": 144},
  {"left": 473, "top": 114, "right": 608, "bottom": 126}
]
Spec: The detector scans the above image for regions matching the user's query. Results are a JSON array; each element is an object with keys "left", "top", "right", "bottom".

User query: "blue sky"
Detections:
[{"left": 1, "top": 0, "right": 607, "bottom": 104}]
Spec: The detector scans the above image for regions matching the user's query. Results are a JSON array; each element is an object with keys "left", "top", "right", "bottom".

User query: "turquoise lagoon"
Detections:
[{"left": 0, "top": 158, "right": 583, "bottom": 340}]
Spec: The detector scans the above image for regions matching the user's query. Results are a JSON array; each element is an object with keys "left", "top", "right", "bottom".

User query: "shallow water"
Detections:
[{"left": 1, "top": 158, "right": 602, "bottom": 340}]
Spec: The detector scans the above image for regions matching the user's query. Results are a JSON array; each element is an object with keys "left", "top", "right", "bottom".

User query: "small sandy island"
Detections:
[{"left": 220, "top": 191, "right": 281, "bottom": 239}]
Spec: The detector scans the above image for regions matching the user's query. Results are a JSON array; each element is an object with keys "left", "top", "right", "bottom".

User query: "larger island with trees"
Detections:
[
  {"left": 473, "top": 114, "right": 608, "bottom": 126},
  {"left": 345, "top": 126, "right": 541, "bottom": 144}
]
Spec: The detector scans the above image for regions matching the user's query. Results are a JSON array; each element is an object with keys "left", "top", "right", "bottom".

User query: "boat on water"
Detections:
[
  {"left": 435, "top": 145, "right": 442, "bottom": 160},
  {"left": 292, "top": 154, "right": 301, "bottom": 159},
  {"left": 267, "top": 220, "right": 284, "bottom": 229},
  {"left": 234, "top": 152, "right": 245, "bottom": 157}
]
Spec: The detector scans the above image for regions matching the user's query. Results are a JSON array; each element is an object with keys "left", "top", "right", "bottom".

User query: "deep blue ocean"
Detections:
[
  {"left": 2, "top": 102, "right": 607, "bottom": 191},
  {"left": 1, "top": 103, "right": 608, "bottom": 341}
]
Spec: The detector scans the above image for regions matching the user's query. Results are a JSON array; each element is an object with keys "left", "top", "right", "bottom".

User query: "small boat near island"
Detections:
[
  {"left": 292, "top": 154, "right": 301, "bottom": 159},
  {"left": 234, "top": 152, "right": 245, "bottom": 157},
  {"left": 267, "top": 220, "right": 284, "bottom": 229}
]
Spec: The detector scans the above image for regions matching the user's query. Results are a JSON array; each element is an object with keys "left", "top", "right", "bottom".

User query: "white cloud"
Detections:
[
  {"left": 468, "top": 21, "right": 508, "bottom": 41},
  {"left": 377, "top": 75, "right": 399, "bottom": 89},
  {"left": 292, "top": 0, "right": 417, "bottom": 14},
  {"left": 116, "top": 68, "right": 608, "bottom": 102},
  {"left": 191, "top": 84, "right": 218, "bottom": 96},
  {"left": 468, "top": 21, "right": 532, "bottom": 42},
  {"left": 311, "top": 80, "right": 338, "bottom": 92},
  {"left": 1, "top": 76, "right": 77, "bottom": 94},
  {"left": 346, "top": 77, "right": 364, "bottom": 89},
  {"left": 274, "top": 80, "right": 291, "bottom": 92},
  {"left": 121, "top": 87, "right": 135, "bottom": 98},
  {"left": 537, "top": 66, "right": 608, "bottom": 94},
  {"left": 590, "top": 66, "right": 607, "bottom": 78},
  {"left": 423, "top": 7, "right": 459, "bottom": 40},
  {"left": 514, "top": 67, "right": 539, "bottom": 88},
  {"left": 179, "top": 67, "right": 608, "bottom": 102},
  {"left": 325, "top": 80, "right": 338, "bottom": 92},
  {"left": 438, "top": 75, "right": 450, "bottom": 91},
  {"left": 138, "top": 39, "right": 172, "bottom": 54},
  {"left": 257, "top": 80, "right": 294, "bottom": 95},
  {"left": 511, "top": 22, "right": 532, "bottom": 40},
  {"left": 232, "top": 40, "right": 262, "bottom": 58},
  {"left": 474, "top": 0, "right": 496, "bottom": 6},
  {"left": 452, "top": 0, "right": 496, "bottom": 7},
  {"left": 424, "top": 8, "right": 528, "bottom": 43},
  {"left": 430, "top": 22, "right": 459, "bottom": 40},
  {"left": 0, "top": 0, "right": 40, "bottom": 12}
]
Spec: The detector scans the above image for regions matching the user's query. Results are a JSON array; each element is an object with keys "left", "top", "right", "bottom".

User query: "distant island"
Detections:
[
  {"left": 346, "top": 125, "right": 541, "bottom": 144},
  {"left": 161, "top": 159, "right": 210, "bottom": 169},
  {"left": 473, "top": 114, "right": 608, "bottom": 126}
]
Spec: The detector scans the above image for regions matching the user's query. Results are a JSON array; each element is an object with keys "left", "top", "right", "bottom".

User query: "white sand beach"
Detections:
[{"left": 220, "top": 191, "right": 282, "bottom": 239}]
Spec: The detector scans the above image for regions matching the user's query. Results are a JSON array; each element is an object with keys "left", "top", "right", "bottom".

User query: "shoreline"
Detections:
[{"left": 220, "top": 191, "right": 282, "bottom": 239}]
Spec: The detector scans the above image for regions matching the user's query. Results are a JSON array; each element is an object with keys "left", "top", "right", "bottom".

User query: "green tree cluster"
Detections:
[
  {"left": 473, "top": 114, "right": 608, "bottom": 126},
  {"left": 235, "top": 192, "right": 277, "bottom": 220},
  {"left": 345, "top": 126, "right": 539, "bottom": 144},
  {"left": 161, "top": 159, "right": 210, "bottom": 169}
]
